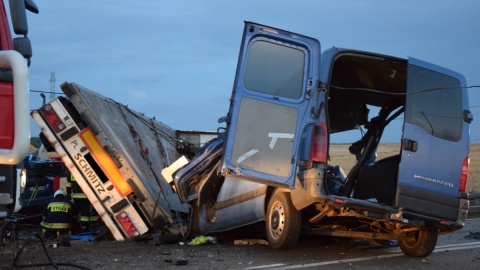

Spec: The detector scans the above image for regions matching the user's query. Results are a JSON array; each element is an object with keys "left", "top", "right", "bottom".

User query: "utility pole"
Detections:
[{"left": 49, "top": 72, "right": 56, "bottom": 101}]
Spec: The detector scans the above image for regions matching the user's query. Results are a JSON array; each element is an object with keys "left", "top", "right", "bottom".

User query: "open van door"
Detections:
[
  {"left": 397, "top": 57, "right": 471, "bottom": 221},
  {"left": 220, "top": 22, "right": 320, "bottom": 188}
]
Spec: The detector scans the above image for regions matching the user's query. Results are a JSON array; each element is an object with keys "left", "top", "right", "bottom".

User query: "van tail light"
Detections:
[
  {"left": 116, "top": 211, "right": 140, "bottom": 237},
  {"left": 334, "top": 198, "right": 346, "bottom": 204},
  {"left": 440, "top": 220, "right": 451, "bottom": 226},
  {"left": 459, "top": 157, "right": 469, "bottom": 192},
  {"left": 39, "top": 104, "right": 66, "bottom": 133},
  {"left": 310, "top": 122, "right": 328, "bottom": 163}
]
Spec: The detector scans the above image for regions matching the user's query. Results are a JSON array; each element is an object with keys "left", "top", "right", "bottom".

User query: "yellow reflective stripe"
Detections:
[
  {"left": 40, "top": 221, "right": 72, "bottom": 229},
  {"left": 80, "top": 216, "right": 99, "bottom": 222},
  {"left": 47, "top": 202, "right": 72, "bottom": 212},
  {"left": 48, "top": 202, "right": 72, "bottom": 208},
  {"left": 72, "top": 193, "right": 88, "bottom": 199}
]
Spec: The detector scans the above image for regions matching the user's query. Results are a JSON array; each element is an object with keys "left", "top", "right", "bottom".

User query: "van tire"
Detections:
[
  {"left": 266, "top": 191, "right": 301, "bottom": 249},
  {"left": 398, "top": 229, "right": 438, "bottom": 257}
]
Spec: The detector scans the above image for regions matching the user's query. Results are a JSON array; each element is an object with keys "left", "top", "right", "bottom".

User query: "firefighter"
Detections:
[
  {"left": 40, "top": 189, "right": 75, "bottom": 239},
  {"left": 66, "top": 174, "right": 99, "bottom": 231}
]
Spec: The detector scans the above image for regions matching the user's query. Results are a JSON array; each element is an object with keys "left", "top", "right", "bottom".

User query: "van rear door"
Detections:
[
  {"left": 220, "top": 22, "right": 320, "bottom": 188},
  {"left": 397, "top": 57, "right": 470, "bottom": 221}
]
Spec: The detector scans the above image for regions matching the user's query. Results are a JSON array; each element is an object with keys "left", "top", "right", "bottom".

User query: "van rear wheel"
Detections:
[
  {"left": 398, "top": 229, "right": 438, "bottom": 257},
  {"left": 266, "top": 191, "right": 301, "bottom": 249}
]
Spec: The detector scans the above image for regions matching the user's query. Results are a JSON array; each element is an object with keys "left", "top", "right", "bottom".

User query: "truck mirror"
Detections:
[
  {"left": 25, "top": 0, "right": 39, "bottom": 14},
  {"left": 9, "top": 0, "right": 38, "bottom": 35},
  {"left": 13, "top": 37, "right": 32, "bottom": 60},
  {"left": 9, "top": 0, "right": 28, "bottom": 35}
]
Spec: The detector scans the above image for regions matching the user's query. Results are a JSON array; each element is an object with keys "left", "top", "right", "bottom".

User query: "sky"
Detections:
[{"left": 16, "top": 0, "right": 480, "bottom": 143}]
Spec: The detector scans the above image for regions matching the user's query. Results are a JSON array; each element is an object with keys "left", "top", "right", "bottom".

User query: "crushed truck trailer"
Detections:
[{"left": 31, "top": 82, "right": 208, "bottom": 240}]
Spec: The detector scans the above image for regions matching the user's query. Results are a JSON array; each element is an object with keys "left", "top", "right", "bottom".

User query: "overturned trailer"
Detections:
[{"left": 31, "top": 82, "right": 207, "bottom": 240}]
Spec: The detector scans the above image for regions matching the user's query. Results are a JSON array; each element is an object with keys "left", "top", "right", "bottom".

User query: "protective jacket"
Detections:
[
  {"left": 67, "top": 175, "right": 99, "bottom": 226},
  {"left": 40, "top": 195, "right": 74, "bottom": 231}
]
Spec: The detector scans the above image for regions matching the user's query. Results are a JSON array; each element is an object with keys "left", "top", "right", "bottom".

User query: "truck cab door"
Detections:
[
  {"left": 397, "top": 57, "right": 470, "bottom": 220},
  {"left": 220, "top": 22, "right": 320, "bottom": 188}
]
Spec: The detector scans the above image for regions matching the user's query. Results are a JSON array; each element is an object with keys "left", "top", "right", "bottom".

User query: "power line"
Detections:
[
  {"left": 30, "top": 89, "right": 64, "bottom": 95},
  {"left": 330, "top": 85, "right": 480, "bottom": 96}
]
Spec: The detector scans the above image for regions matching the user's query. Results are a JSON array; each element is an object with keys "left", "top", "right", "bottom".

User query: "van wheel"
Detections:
[
  {"left": 266, "top": 191, "right": 301, "bottom": 249},
  {"left": 398, "top": 229, "right": 438, "bottom": 257}
]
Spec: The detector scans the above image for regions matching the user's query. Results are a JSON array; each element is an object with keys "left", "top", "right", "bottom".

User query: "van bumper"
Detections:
[
  {"left": 325, "top": 195, "right": 468, "bottom": 231},
  {"left": 401, "top": 197, "right": 469, "bottom": 231}
]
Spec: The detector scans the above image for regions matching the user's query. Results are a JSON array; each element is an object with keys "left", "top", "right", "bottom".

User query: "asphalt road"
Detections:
[
  {"left": 229, "top": 217, "right": 480, "bottom": 270},
  {"left": 2, "top": 217, "right": 479, "bottom": 269}
]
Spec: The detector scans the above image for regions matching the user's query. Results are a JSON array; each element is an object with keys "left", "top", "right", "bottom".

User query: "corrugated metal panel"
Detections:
[{"left": 61, "top": 82, "right": 187, "bottom": 226}]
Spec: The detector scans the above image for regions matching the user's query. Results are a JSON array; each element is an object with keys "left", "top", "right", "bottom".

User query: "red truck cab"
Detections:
[
  {"left": 0, "top": 0, "right": 37, "bottom": 228},
  {"left": 0, "top": 0, "right": 37, "bottom": 162}
]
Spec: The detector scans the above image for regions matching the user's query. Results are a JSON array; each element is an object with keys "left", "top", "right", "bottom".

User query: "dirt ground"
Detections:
[
  {"left": 1, "top": 238, "right": 242, "bottom": 270},
  {"left": 2, "top": 214, "right": 480, "bottom": 270},
  {"left": 0, "top": 224, "right": 271, "bottom": 270}
]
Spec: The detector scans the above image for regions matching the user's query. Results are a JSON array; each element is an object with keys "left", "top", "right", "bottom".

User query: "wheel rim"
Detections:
[
  {"left": 269, "top": 200, "right": 285, "bottom": 240},
  {"left": 403, "top": 231, "right": 421, "bottom": 248}
]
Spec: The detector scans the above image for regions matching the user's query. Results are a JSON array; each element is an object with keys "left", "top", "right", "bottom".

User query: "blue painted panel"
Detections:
[{"left": 221, "top": 22, "right": 321, "bottom": 188}]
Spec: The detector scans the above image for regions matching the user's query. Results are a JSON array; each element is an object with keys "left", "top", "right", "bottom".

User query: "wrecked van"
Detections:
[{"left": 171, "top": 22, "right": 473, "bottom": 257}]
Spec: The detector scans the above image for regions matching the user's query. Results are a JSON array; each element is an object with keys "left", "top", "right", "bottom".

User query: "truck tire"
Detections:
[
  {"left": 266, "top": 191, "right": 301, "bottom": 249},
  {"left": 398, "top": 229, "right": 438, "bottom": 257}
]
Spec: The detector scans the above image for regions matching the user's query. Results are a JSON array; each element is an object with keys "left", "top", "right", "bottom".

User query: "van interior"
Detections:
[{"left": 327, "top": 52, "right": 407, "bottom": 206}]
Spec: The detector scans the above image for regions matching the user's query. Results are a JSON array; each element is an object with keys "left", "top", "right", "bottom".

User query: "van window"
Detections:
[
  {"left": 405, "top": 65, "right": 463, "bottom": 141},
  {"left": 244, "top": 40, "right": 305, "bottom": 99}
]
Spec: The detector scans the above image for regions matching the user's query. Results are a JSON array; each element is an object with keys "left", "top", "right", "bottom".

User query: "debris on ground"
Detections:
[
  {"left": 164, "top": 249, "right": 188, "bottom": 265},
  {"left": 51, "top": 235, "right": 71, "bottom": 248},
  {"left": 188, "top": 236, "right": 217, "bottom": 245},
  {"left": 234, "top": 239, "right": 269, "bottom": 246},
  {"left": 69, "top": 231, "right": 101, "bottom": 242},
  {"left": 465, "top": 232, "right": 480, "bottom": 239}
]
